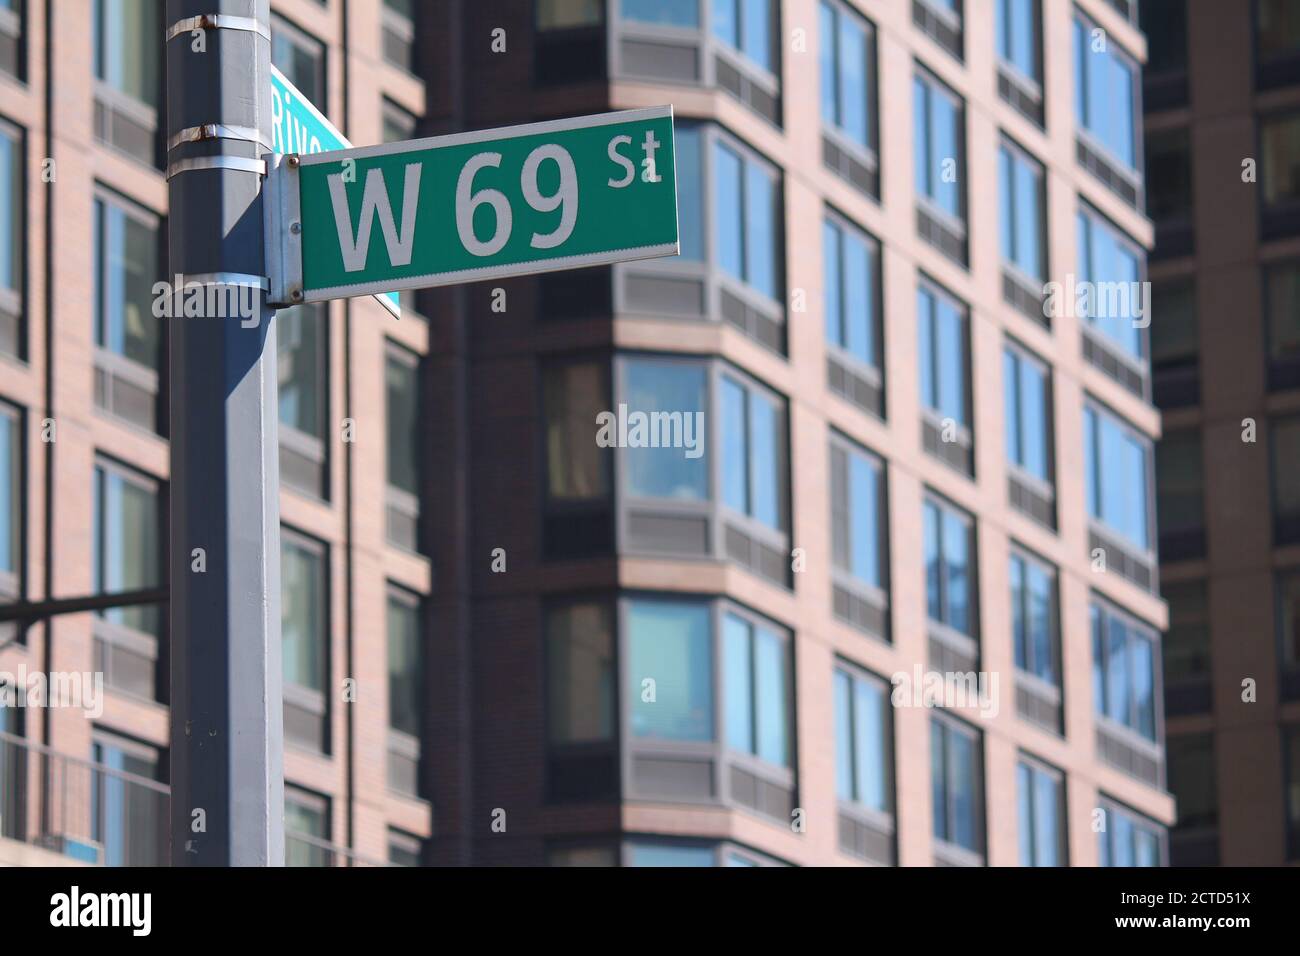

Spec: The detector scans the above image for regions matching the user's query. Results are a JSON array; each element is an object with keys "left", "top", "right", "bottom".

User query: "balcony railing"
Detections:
[{"left": 0, "top": 730, "right": 388, "bottom": 866}]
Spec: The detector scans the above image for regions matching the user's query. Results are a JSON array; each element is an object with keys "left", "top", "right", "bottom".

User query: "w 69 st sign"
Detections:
[{"left": 266, "top": 107, "right": 679, "bottom": 306}]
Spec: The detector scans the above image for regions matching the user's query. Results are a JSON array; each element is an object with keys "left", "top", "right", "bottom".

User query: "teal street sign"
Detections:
[
  {"left": 269, "top": 65, "right": 401, "bottom": 318},
  {"left": 265, "top": 107, "right": 678, "bottom": 306}
]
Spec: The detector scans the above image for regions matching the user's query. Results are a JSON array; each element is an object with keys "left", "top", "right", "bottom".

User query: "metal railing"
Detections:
[{"left": 0, "top": 729, "right": 387, "bottom": 867}]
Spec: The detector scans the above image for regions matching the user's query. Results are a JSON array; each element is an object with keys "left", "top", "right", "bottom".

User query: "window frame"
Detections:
[
  {"left": 913, "top": 64, "right": 969, "bottom": 236},
  {"left": 384, "top": 339, "right": 422, "bottom": 553},
  {"left": 0, "top": 400, "right": 23, "bottom": 612},
  {"left": 923, "top": 489, "right": 980, "bottom": 645},
  {"left": 1076, "top": 201, "right": 1151, "bottom": 382},
  {"left": 1083, "top": 396, "right": 1157, "bottom": 567},
  {"left": 832, "top": 658, "right": 896, "bottom": 823},
  {"left": 0, "top": 116, "right": 25, "bottom": 360},
  {"left": 998, "top": 133, "right": 1048, "bottom": 286},
  {"left": 930, "top": 711, "right": 985, "bottom": 864},
  {"left": 1003, "top": 337, "right": 1056, "bottom": 493},
  {"left": 1097, "top": 795, "right": 1168, "bottom": 866},
  {"left": 281, "top": 525, "right": 331, "bottom": 754},
  {"left": 1091, "top": 594, "right": 1164, "bottom": 749},
  {"left": 271, "top": 12, "right": 327, "bottom": 113},
  {"left": 1072, "top": 7, "right": 1143, "bottom": 177},
  {"left": 385, "top": 582, "right": 423, "bottom": 797},
  {"left": 828, "top": 430, "right": 890, "bottom": 640},
  {"left": 1016, "top": 752, "right": 1067, "bottom": 866},
  {"left": 819, "top": 0, "right": 880, "bottom": 183}
]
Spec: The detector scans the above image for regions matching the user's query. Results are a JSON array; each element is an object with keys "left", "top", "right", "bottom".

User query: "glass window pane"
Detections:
[
  {"left": 853, "top": 676, "right": 887, "bottom": 811},
  {"left": 1011, "top": 555, "right": 1027, "bottom": 670},
  {"left": 1106, "top": 613, "right": 1130, "bottom": 726},
  {"left": 848, "top": 451, "right": 880, "bottom": 586},
  {"left": 1028, "top": 562, "right": 1055, "bottom": 683},
  {"left": 95, "top": 467, "right": 160, "bottom": 636},
  {"left": 627, "top": 601, "right": 713, "bottom": 741},
  {"left": 721, "top": 377, "right": 748, "bottom": 514},
  {"left": 742, "top": 0, "right": 772, "bottom": 70},
  {"left": 949, "top": 728, "right": 976, "bottom": 850},
  {"left": 1262, "top": 113, "right": 1300, "bottom": 209},
  {"left": 278, "top": 305, "right": 325, "bottom": 438},
  {"left": 819, "top": 2, "right": 838, "bottom": 127},
  {"left": 1033, "top": 768, "right": 1061, "bottom": 865},
  {"left": 94, "top": 0, "right": 160, "bottom": 106},
  {"left": 675, "top": 126, "right": 704, "bottom": 262},
  {"left": 824, "top": 221, "right": 843, "bottom": 346},
  {"left": 0, "top": 127, "right": 20, "bottom": 298},
  {"left": 1259, "top": 0, "right": 1300, "bottom": 61},
  {"left": 748, "top": 390, "right": 781, "bottom": 529},
  {"left": 385, "top": 349, "right": 419, "bottom": 495},
  {"left": 833, "top": 669, "right": 853, "bottom": 800},
  {"left": 630, "top": 843, "right": 715, "bottom": 866},
  {"left": 744, "top": 160, "right": 778, "bottom": 299},
  {"left": 621, "top": 0, "right": 696, "bottom": 27},
  {"left": 544, "top": 362, "right": 607, "bottom": 501},
  {"left": 623, "top": 360, "right": 708, "bottom": 501},
  {"left": 96, "top": 200, "right": 160, "bottom": 370},
  {"left": 282, "top": 539, "right": 325, "bottom": 691},
  {"left": 931, "top": 720, "right": 947, "bottom": 841},
  {"left": 1017, "top": 762, "right": 1034, "bottom": 865},
  {"left": 754, "top": 627, "right": 787, "bottom": 766},
  {"left": 387, "top": 595, "right": 421, "bottom": 737},
  {"left": 844, "top": 230, "right": 873, "bottom": 365},
  {"left": 924, "top": 500, "right": 941, "bottom": 622},
  {"left": 839, "top": 12, "right": 869, "bottom": 146},
  {"left": 723, "top": 614, "right": 753, "bottom": 755},
  {"left": 1020, "top": 357, "right": 1048, "bottom": 480},
  {"left": 547, "top": 602, "right": 614, "bottom": 744},
  {"left": 943, "top": 510, "right": 970, "bottom": 634},
  {"left": 918, "top": 288, "right": 936, "bottom": 411},
  {"left": 714, "top": 143, "right": 744, "bottom": 281}
]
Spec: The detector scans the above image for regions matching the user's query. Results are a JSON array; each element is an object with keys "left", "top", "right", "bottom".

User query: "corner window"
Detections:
[
  {"left": 819, "top": 0, "right": 878, "bottom": 197},
  {"left": 931, "top": 714, "right": 984, "bottom": 863},
  {"left": 1098, "top": 797, "right": 1166, "bottom": 866},
  {"left": 1017, "top": 756, "right": 1065, "bottom": 866},
  {"left": 0, "top": 119, "right": 22, "bottom": 358},
  {"left": 624, "top": 596, "right": 795, "bottom": 820},
  {"left": 829, "top": 434, "right": 889, "bottom": 639},
  {"left": 1084, "top": 400, "right": 1154, "bottom": 560},
  {"left": 621, "top": 124, "right": 785, "bottom": 353},
  {"left": 617, "top": 356, "right": 789, "bottom": 588},
  {"left": 1091, "top": 599, "right": 1159, "bottom": 742},
  {"left": 1073, "top": 11, "right": 1140, "bottom": 193},
  {"left": 914, "top": 69, "right": 968, "bottom": 265}
]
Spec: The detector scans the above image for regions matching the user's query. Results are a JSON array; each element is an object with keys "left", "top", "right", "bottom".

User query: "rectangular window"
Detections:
[
  {"left": 385, "top": 342, "right": 421, "bottom": 552},
  {"left": 1272, "top": 417, "right": 1300, "bottom": 545},
  {"left": 823, "top": 214, "right": 881, "bottom": 372},
  {"left": 1084, "top": 401, "right": 1154, "bottom": 554},
  {"left": 0, "top": 119, "right": 22, "bottom": 358},
  {"left": 1010, "top": 549, "right": 1058, "bottom": 686},
  {"left": 285, "top": 787, "right": 330, "bottom": 867},
  {"left": 0, "top": 403, "right": 20, "bottom": 609},
  {"left": 999, "top": 139, "right": 1046, "bottom": 282},
  {"left": 271, "top": 14, "right": 326, "bottom": 110},
  {"left": 1073, "top": 12, "right": 1138, "bottom": 170},
  {"left": 382, "top": 98, "right": 416, "bottom": 145},
  {"left": 996, "top": 0, "right": 1040, "bottom": 83},
  {"left": 93, "top": 0, "right": 161, "bottom": 165},
  {"left": 544, "top": 360, "right": 609, "bottom": 504},
  {"left": 829, "top": 436, "right": 887, "bottom": 594},
  {"left": 627, "top": 599, "right": 713, "bottom": 743},
  {"left": 918, "top": 281, "right": 973, "bottom": 476},
  {"left": 1166, "top": 733, "right": 1217, "bottom": 839},
  {"left": 1265, "top": 261, "right": 1300, "bottom": 390},
  {"left": 282, "top": 530, "right": 328, "bottom": 752},
  {"left": 1286, "top": 726, "right": 1300, "bottom": 857},
  {"left": 915, "top": 70, "right": 967, "bottom": 226},
  {"left": 924, "top": 494, "right": 976, "bottom": 639},
  {"left": 0, "top": 0, "right": 21, "bottom": 80},
  {"left": 1156, "top": 428, "right": 1205, "bottom": 560},
  {"left": 548, "top": 844, "right": 618, "bottom": 866},
  {"left": 618, "top": 356, "right": 789, "bottom": 587},
  {"left": 1004, "top": 342, "right": 1053, "bottom": 487},
  {"left": 1140, "top": 0, "right": 1188, "bottom": 108},
  {"left": 388, "top": 829, "right": 422, "bottom": 867},
  {"left": 94, "top": 192, "right": 163, "bottom": 433},
  {"left": 1280, "top": 571, "right": 1300, "bottom": 684},
  {"left": 547, "top": 601, "right": 615, "bottom": 745},
  {"left": 1163, "top": 580, "right": 1211, "bottom": 713},
  {"left": 382, "top": 0, "right": 415, "bottom": 73},
  {"left": 723, "top": 612, "right": 790, "bottom": 767},
  {"left": 1145, "top": 127, "right": 1194, "bottom": 249},
  {"left": 1098, "top": 798, "right": 1166, "bottom": 866},
  {"left": 913, "top": 0, "right": 963, "bottom": 62},
  {"left": 1077, "top": 206, "right": 1147, "bottom": 369},
  {"left": 1091, "top": 599, "right": 1159, "bottom": 742},
  {"left": 713, "top": 140, "right": 781, "bottom": 303},
  {"left": 278, "top": 303, "right": 328, "bottom": 499},
  {"left": 628, "top": 842, "right": 717, "bottom": 867},
  {"left": 819, "top": 0, "right": 878, "bottom": 196},
  {"left": 931, "top": 714, "right": 984, "bottom": 861},
  {"left": 833, "top": 664, "right": 891, "bottom": 813},
  {"left": 711, "top": 0, "right": 776, "bottom": 72},
  {"left": 1017, "top": 756, "right": 1065, "bottom": 866},
  {"left": 1151, "top": 278, "right": 1198, "bottom": 406},
  {"left": 93, "top": 460, "right": 163, "bottom": 700},
  {"left": 1261, "top": 111, "right": 1300, "bottom": 238},
  {"left": 543, "top": 0, "right": 606, "bottom": 28},
  {"left": 91, "top": 732, "right": 164, "bottom": 867},
  {"left": 1258, "top": 0, "right": 1300, "bottom": 88},
  {"left": 387, "top": 586, "right": 421, "bottom": 796}
]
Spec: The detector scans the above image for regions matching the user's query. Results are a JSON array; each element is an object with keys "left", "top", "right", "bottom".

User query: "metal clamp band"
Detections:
[
  {"left": 176, "top": 272, "right": 269, "bottom": 290},
  {"left": 166, "top": 155, "right": 267, "bottom": 180},
  {"left": 169, "top": 124, "right": 272, "bottom": 154},
  {"left": 166, "top": 14, "right": 270, "bottom": 43}
]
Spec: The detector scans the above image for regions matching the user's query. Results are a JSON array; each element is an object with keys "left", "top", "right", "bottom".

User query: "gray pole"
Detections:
[{"left": 165, "top": 0, "right": 284, "bottom": 866}]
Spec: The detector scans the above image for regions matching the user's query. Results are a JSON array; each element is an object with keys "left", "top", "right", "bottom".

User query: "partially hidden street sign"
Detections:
[
  {"left": 266, "top": 106, "right": 678, "bottom": 306},
  {"left": 270, "top": 64, "right": 401, "bottom": 318}
]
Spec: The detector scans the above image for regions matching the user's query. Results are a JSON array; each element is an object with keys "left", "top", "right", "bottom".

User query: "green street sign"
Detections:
[
  {"left": 266, "top": 107, "right": 678, "bottom": 305},
  {"left": 269, "top": 64, "right": 401, "bottom": 318}
]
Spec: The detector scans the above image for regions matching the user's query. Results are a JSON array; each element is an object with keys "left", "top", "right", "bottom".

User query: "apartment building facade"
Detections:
[
  {"left": 0, "top": 0, "right": 1183, "bottom": 868},
  {"left": 1143, "top": 0, "right": 1300, "bottom": 867}
]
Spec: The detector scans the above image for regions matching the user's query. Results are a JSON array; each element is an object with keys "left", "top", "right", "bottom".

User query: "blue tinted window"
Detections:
[
  {"left": 997, "top": 0, "right": 1039, "bottom": 81},
  {"left": 628, "top": 600, "right": 713, "bottom": 742},
  {"left": 623, "top": 360, "right": 708, "bottom": 502},
  {"left": 1074, "top": 15, "right": 1137, "bottom": 168},
  {"left": 914, "top": 73, "right": 964, "bottom": 218},
  {"left": 1018, "top": 761, "right": 1063, "bottom": 866},
  {"left": 675, "top": 126, "right": 704, "bottom": 261},
  {"left": 999, "top": 144, "right": 1045, "bottom": 280},
  {"left": 918, "top": 286, "right": 968, "bottom": 425},
  {"left": 834, "top": 667, "right": 890, "bottom": 812},
  {"left": 925, "top": 496, "right": 975, "bottom": 636},
  {"left": 824, "top": 218, "right": 879, "bottom": 367},
  {"left": 95, "top": 199, "right": 160, "bottom": 371},
  {"left": 1084, "top": 404, "right": 1151, "bottom": 550},
  {"left": 724, "top": 614, "right": 789, "bottom": 767},
  {"left": 0, "top": 127, "right": 19, "bottom": 300},
  {"left": 849, "top": 451, "right": 881, "bottom": 586},
  {"left": 622, "top": 0, "right": 697, "bottom": 27},
  {"left": 0, "top": 410, "right": 15, "bottom": 576},
  {"left": 94, "top": 465, "right": 161, "bottom": 637},
  {"left": 713, "top": 0, "right": 774, "bottom": 70},
  {"left": 1099, "top": 804, "right": 1164, "bottom": 867},
  {"left": 1077, "top": 209, "right": 1145, "bottom": 360},
  {"left": 820, "top": 1, "right": 873, "bottom": 148},
  {"left": 629, "top": 843, "right": 715, "bottom": 866},
  {"left": 713, "top": 140, "right": 780, "bottom": 300},
  {"left": 933, "top": 718, "right": 981, "bottom": 853},
  {"left": 1004, "top": 346, "right": 1050, "bottom": 482},
  {"left": 721, "top": 376, "right": 783, "bottom": 530},
  {"left": 1011, "top": 555, "right": 1057, "bottom": 683},
  {"left": 1092, "top": 601, "right": 1158, "bottom": 740}
]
